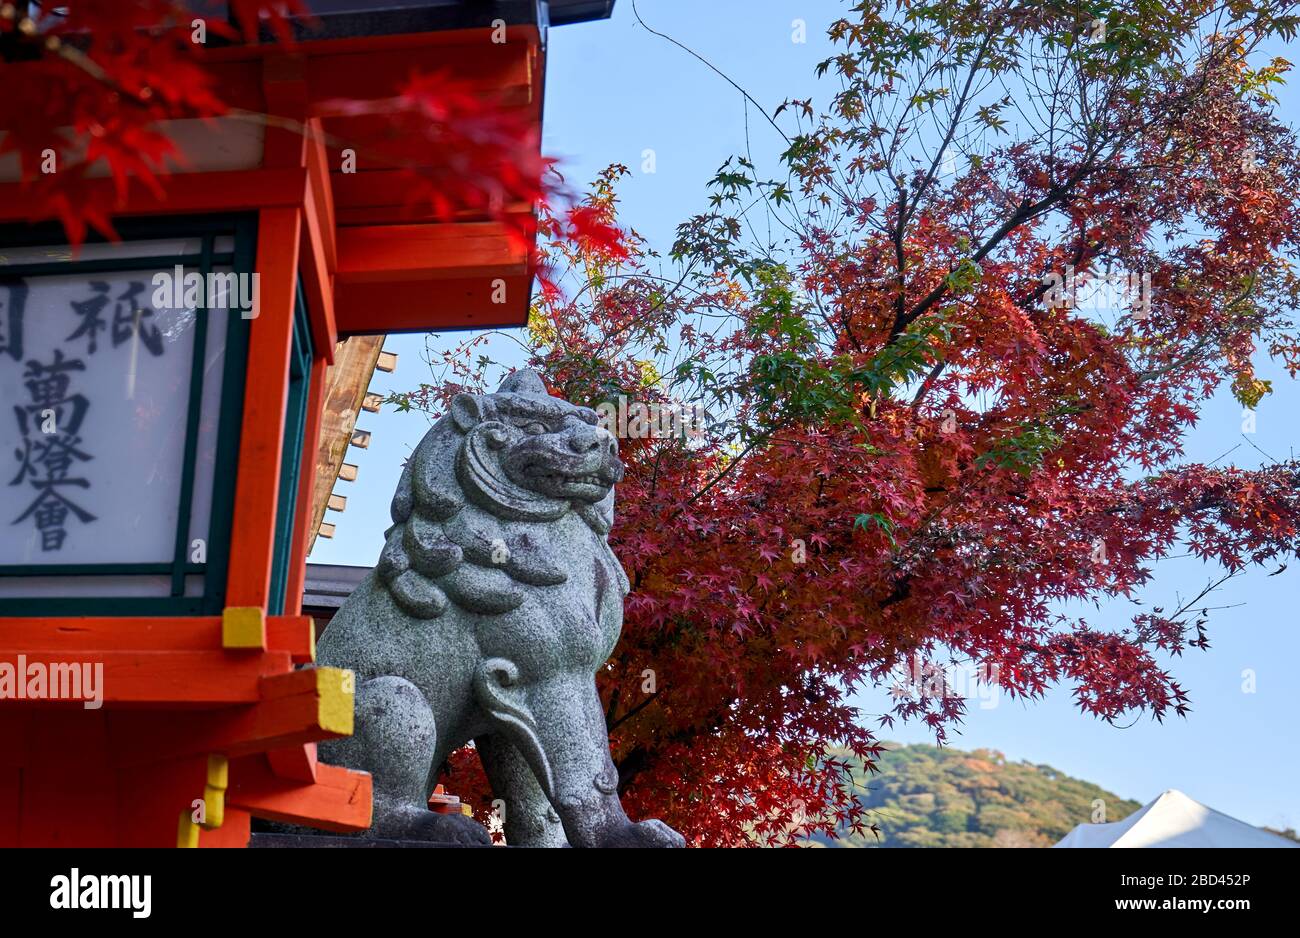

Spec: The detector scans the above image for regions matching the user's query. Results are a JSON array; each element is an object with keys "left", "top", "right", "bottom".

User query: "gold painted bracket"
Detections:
[{"left": 222, "top": 607, "right": 267, "bottom": 650}]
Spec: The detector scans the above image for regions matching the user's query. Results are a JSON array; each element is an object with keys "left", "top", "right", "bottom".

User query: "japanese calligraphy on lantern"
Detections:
[
  {"left": 11, "top": 349, "right": 96, "bottom": 552},
  {"left": 0, "top": 271, "right": 209, "bottom": 567}
]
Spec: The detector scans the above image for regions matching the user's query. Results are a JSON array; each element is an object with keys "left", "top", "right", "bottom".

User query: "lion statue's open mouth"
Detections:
[
  {"left": 449, "top": 384, "right": 624, "bottom": 518},
  {"left": 504, "top": 430, "right": 624, "bottom": 503}
]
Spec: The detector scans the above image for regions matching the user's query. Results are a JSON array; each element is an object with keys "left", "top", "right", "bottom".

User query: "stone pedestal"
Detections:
[{"left": 249, "top": 833, "right": 490, "bottom": 848}]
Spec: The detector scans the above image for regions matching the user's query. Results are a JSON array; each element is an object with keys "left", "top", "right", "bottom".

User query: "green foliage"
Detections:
[
  {"left": 847, "top": 314, "right": 952, "bottom": 398},
  {"left": 944, "top": 256, "right": 982, "bottom": 295},
  {"left": 744, "top": 264, "right": 871, "bottom": 434},
  {"left": 854, "top": 512, "right": 897, "bottom": 547},
  {"left": 749, "top": 352, "right": 858, "bottom": 432},
  {"left": 975, "top": 422, "right": 1065, "bottom": 476},
  {"left": 809, "top": 743, "right": 1141, "bottom": 848}
]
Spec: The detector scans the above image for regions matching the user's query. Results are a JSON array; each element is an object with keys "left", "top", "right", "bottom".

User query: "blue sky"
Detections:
[{"left": 312, "top": 1, "right": 1300, "bottom": 831}]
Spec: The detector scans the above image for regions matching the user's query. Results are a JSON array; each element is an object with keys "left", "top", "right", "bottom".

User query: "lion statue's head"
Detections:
[
  {"left": 450, "top": 370, "right": 623, "bottom": 519},
  {"left": 375, "top": 371, "right": 627, "bottom": 620}
]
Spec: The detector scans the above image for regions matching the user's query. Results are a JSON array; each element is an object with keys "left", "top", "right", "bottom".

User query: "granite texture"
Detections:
[{"left": 317, "top": 371, "right": 684, "bottom": 848}]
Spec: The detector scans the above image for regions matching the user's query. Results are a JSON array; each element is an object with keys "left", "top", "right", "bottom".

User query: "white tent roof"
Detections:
[{"left": 1054, "top": 789, "right": 1299, "bottom": 848}]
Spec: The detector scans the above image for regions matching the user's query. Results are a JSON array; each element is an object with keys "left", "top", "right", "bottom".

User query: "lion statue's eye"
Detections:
[{"left": 522, "top": 421, "right": 548, "bottom": 435}]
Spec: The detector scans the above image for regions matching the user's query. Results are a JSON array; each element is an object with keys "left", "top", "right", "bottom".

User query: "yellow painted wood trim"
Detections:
[
  {"left": 222, "top": 606, "right": 266, "bottom": 650},
  {"left": 202, "top": 754, "right": 229, "bottom": 830},
  {"left": 314, "top": 667, "right": 355, "bottom": 736},
  {"left": 201, "top": 785, "right": 226, "bottom": 830},
  {"left": 200, "top": 786, "right": 225, "bottom": 830},
  {"left": 207, "top": 754, "right": 229, "bottom": 790},
  {"left": 177, "top": 810, "right": 200, "bottom": 848}
]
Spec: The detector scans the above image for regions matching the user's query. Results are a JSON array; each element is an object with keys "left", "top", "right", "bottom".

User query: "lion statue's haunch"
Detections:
[{"left": 317, "top": 371, "right": 684, "bottom": 848}]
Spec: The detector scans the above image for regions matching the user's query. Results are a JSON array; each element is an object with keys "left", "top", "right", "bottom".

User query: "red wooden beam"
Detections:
[
  {"left": 199, "top": 807, "right": 252, "bottom": 848},
  {"left": 336, "top": 273, "right": 532, "bottom": 334},
  {"left": 0, "top": 617, "right": 222, "bottom": 651},
  {"left": 267, "top": 742, "right": 319, "bottom": 783},
  {"left": 143, "top": 25, "right": 543, "bottom": 122},
  {"left": 108, "top": 667, "right": 352, "bottom": 766},
  {"left": 303, "top": 42, "right": 534, "bottom": 109},
  {"left": 0, "top": 650, "right": 291, "bottom": 705},
  {"left": 0, "top": 169, "right": 308, "bottom": 222},
  {"left": 0, "top": 616, "right": 311, "bottom": 660},
  {"left": 227, "top": 756, "right": 372, "bottom": 834},
  {"left": 199, "top": 23, "right": 542, "bottom": 63},
  {"left": 335, "top": 221, "right": 528, "bottom": 283},
  {"left": 267, "top": 615, "right": 316, "bottom": 663},
  {"left": 331, "top": 170, "right": 532, "bottom": 216}
]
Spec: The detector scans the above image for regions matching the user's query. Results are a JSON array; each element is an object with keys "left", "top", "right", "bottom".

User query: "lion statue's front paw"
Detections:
[
  {"left": 598, "top": 818, "right": 686, "bottom": 848},
  {"left": 384, "top": 810, "right": 493, "bottom": 846}
]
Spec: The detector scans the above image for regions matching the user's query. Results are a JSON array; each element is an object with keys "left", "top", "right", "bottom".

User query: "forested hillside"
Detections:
[{"left": 812, "top": 744, "right": 1141, "bottom": 848}]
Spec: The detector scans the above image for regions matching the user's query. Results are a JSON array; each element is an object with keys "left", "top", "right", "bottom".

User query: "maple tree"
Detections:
[{"left": 400, "top": 1, "right": 1300, "bottom": 846}]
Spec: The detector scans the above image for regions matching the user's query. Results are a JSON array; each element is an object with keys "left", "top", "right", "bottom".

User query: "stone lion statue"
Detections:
[{"left": 317, "top": 370, "right": 685, "bottom": 848}]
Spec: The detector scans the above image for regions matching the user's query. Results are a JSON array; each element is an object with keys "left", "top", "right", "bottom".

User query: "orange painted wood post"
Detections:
[{"left": 225, "top": 208, "right": 302, "bottom": 613}]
